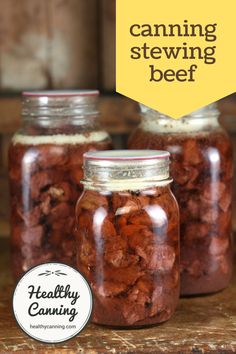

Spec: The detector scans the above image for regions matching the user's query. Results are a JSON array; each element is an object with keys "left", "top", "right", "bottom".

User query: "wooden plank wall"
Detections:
[
  {"left": 0, "top": 0, "right": 99, "bottom": 91},
  {"left": 0, "top": 0, "right": 116, "bottom": 92},
  {"left": 48, "top": 0, "right": 98, "bottom": 88},
  {"left": 0, "top": 0, "right": 49, "bottom": 90},
  {"left": 99, "top": 0, "right": 116, "bottom": 91}
]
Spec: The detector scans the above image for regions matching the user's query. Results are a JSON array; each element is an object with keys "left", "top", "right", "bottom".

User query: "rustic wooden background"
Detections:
[
  {"left": 0, "top": 0, "right": 115, "bottom": 91},
  {"left": 0, "top": 0, "right": 235, "bottom": 238},
  {"left": 0, "top": 1, "right": 236, "bottom": 353}
]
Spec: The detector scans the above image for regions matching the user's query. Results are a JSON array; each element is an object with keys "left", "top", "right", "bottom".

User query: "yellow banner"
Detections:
[{"left": 116, "top": 0, "right": 236, "bottom": 118}]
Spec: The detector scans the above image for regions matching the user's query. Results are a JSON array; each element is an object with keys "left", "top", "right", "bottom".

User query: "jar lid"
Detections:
[
  {"left": 22, "top": 90, "right": 99, "bottom": 117},
  {"left": 23, "top": 90, "right": 99, "bottom": 97},
  {"left": 82, "top": 150, "right": 172, "bottom": 191}
]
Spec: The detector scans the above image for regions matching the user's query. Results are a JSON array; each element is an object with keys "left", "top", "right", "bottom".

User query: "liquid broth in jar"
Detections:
[
  {"left": 9, "top": 91, "right": 112, "bottom": 279},
  {"left": 128, "top": 104, "right": 233, "bottom": 296},
  {"left": 75, "top": 150, "right": 180, "bottom": 327}
]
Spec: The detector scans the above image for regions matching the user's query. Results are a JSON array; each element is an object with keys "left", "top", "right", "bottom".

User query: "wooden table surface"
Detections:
[{"left": 0, "top": 238, "right": 236, "bottom": 354}]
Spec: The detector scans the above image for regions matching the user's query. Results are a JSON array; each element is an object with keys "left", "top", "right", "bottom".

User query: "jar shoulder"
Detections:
[
  {"left": 8, "top": 132, "right": 112, "bottom": 160},
  {"left": 129, "top": 126, "right": 232, "bottom": 155}
]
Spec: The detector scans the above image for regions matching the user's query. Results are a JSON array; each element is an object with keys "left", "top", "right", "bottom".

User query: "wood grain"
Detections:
[
  {"left": 0, "top": 0, "right": 98, "bottom": 91},
  {"left": 99, "top": 0, "right": 116, "bottom": 91},
  {"left": 0, "top": 0, "right": 50, "bottom": 90},
  {"left": 0, "top": 98, "right": 21, "bottom": 134},
  {"left": 0, "top": 238, "right": 236, "bottom": 353},
  {"left": 99, "top": 96, "right": 139, "bottom": 133},
  {"left": 219, "top": 95, "right": 236, "bottom": 132},
  {"left": 48, "top": 0, "right": 98, "bottom": 89}
]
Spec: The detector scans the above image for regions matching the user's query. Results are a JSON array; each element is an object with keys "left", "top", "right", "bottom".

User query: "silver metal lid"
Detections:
[
  {"left": 140, "top": 102, "right": 219, "bottom": 119},
  {"left": 22, "top": 90, "right": 99, "bottom": 117},
  {"left": 82, "top": 150, "right": 172, "bottom": 191}
]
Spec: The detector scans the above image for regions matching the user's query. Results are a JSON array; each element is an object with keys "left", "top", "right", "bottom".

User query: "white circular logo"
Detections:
[{"left": 13, "top": 263, "right": 93, "bottom": 343}]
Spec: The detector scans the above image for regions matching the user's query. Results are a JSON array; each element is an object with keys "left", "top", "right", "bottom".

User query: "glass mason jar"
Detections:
[
  {"left": 9, "top": 90, "right": 113, "bottom": 279},
  {"left": 128, "top": 104, "right": 233, "bottom": 296},
  {"left": 75, "top": 150, "right": 180, "bottom": 327}
]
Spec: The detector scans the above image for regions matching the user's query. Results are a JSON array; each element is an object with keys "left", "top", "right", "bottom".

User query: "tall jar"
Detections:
[
  {"left": 75, "top": 150, "right": 180, "bottom": 327},
  {"left": 9, "top": 91, "right": 112, "bottom": 279},
  {"left": 128, "top": 104, "right": 233, "bottom": 295}
]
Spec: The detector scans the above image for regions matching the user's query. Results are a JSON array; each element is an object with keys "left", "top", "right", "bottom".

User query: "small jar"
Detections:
[
  {"left": 75, "top": 150, "right": 179, "bottom": 327},
  {"left": 128, "top": 104, "right": 233, "bottom": 295},
  {"left": 9, "top": 90, "right": 112, "bottom": 279}
]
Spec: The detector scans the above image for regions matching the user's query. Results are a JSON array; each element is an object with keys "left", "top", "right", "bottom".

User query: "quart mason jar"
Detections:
[
  {"left": 9, "top": 91, "right": 112, "bottom": 279},
  {"left": 128, "top": 104, "right": 233, "bottom": 295},
  {"left": 75, "top": 150, "right": 180, "bottom": 327}
]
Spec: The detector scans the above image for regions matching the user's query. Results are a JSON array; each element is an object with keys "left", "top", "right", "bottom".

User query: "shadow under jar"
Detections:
[
  {"left": 75, "top": 150, "right": 180, "bottom": 327},
  {"left": 9, "top": 90, "right": 112, "bottom": 279},
  {"left": 128, "top": 103, "right": 233, "bottom": 296}
]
